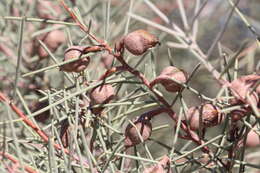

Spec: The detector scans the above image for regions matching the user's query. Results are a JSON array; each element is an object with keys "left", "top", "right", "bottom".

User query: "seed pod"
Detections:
[
  {"left": 125, "top": 115, "right": 152, "bottom": 148},
  {"left": 228, "top": 96, "right": 256, "bottom": 122},
  {"left": 187, "top": 103, "right": 223, "bottom": 131},
  {"left": 100, "top": 52, "right": 114, "bottom": 69},
  {"left": 229, "top": 74, "right": 260, "bottom": 105},
  {"left": 60, "top": 46, "right": 90, "bottom": 73},
  {"left": 239, "top": 129, "right": 260, "bottom": 148},
  {"left": 30, "top": 101, "right": 50, "bottom": 123},
  {"left": 44, "top": 29, "right": 66, "bottom": 49},
  {"left": 90, "top": 84, "right": 115, "bottom": 104},
  {"left": 256, "top": 84, "right": 260, "bottom": 94},
  {"left": 89, "top": 84, "right": 115, "bottom": 114},
  {"left": 37, "top": 46, "right": 49, "bottom": 59},
  {"left": 123, "top": 29, "right": 159, "bottom": 55},
  {"left": 150, "top": 66, "right": 188, "bottom": 92},
  {"left": 37, "top": 27, "right": 66, "bottom": 60},
  {"left": 230, "top": 106, "right": 251, "bottom": 122},
  {"left": 36, "top": 0, "right": 62, "bottom": 20},
  {"left": 245, "top": 129, "right": 260, "bottom": 147}
]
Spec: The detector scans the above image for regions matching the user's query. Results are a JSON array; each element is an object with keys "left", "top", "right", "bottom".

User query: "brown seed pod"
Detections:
[
  {"left": 256, "top": 84, "right": 260, "bottom": 94},
  {"left": 228, "top": 94, "right": 257, "bottom": 121},
  {"left": 36, "top": 0, "right": 62, "bottom": 20},
  {"left": 123, "top": 29, "right": 159, "bottom": 55},
  {"left": 90, "top": 84, "right": 115, "bottom": 104},
  {"left": 37, "top": 46, "right": 49, "bottom": 59},
  {"left": 44, "top": 29, "right": 66, "bottom": 49},
  {"left": 228, "top": 97, "right": 244, "bottom": 106},
  {"left": 150, "top": 66, "right": 188, "bottom": 92},
  {"left": 230, "top": 106, "right": 252, "bottom": 122},
  {"left": 187, "top": 103, "right": 223, "bottom": 131},
  {"left": 125, "top": 115, "right": 152, "bottom": 148},
  {"left": 229, "top": 74, "right": 260, "bottom": 105},
  {"left": 37, "top": 27, "right": 66, "bottom": 60},
  {"left": 89, "top": 84, "right": 115, "bottom": 114},
  {"left": 245, "top": 129, "right": 260, "bottom": 147},
  {"left": 100, "top": 52, "right": 114, "bottom": 69},
  {"left": 60, "top": 46, "right": 90, "bottom": 73},
  {"left": 30, "top": 101, "right": 50, "bottom": 123},
  {"left": 239, "top": 129, "right": 260, "bottom": 148}
]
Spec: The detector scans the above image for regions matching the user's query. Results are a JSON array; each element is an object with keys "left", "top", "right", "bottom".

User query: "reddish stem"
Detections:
[
  {"left": 99, "top": 66, "right": 126, "bottom": 80},
  {"left": 59, "top": 0, "right": 105, "bottom": 45},
  {"left": 0, "top": 92, "right": 89, "bottom": 167},
  {"left": 59, "top": 1, "right": 209, "bottom": 153},
  {"left": 0, "top": 152, "right": 37, "bottom": 173}
]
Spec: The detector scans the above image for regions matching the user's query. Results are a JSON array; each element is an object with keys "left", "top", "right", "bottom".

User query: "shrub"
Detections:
[{"left": 0, "top": 0, "right": 259, "bottom": 172}]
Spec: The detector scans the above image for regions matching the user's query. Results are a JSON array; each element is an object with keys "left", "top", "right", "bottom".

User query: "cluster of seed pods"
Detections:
[
  {"left": 47, "top": 24, "right": 259, "bottom": 150},
  {"left": 229, "top": 74, "right": 260, "bottom": 148},
  {"left": 56, "top": 29, "right": 160, "bottom": 147},
  {"left": 2, "top": 1, "right": 260, "bottom": 172}
]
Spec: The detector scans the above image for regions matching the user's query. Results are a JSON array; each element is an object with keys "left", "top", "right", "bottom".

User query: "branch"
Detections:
[{"left": 0, "top": 92, "right": 89, "bottom": 168}]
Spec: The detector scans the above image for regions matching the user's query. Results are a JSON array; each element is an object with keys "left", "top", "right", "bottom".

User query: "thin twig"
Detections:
[{"left": 0, "top": 92, "right": 89, "bottom": 168}]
